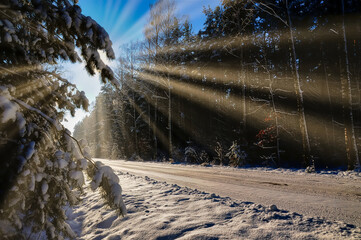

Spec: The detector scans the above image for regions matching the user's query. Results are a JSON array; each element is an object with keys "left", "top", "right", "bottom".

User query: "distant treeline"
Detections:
[{"left": 74, "top": 0, "right": 361, "bottom": 170}]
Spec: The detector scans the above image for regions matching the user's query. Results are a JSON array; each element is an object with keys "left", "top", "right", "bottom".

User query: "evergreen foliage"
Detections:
[
  {"left": 0, "top": 0, "right": 125, "bottom": 238},
  {"left": 226, "top": 141, "right": 247, "bottom": 167}
]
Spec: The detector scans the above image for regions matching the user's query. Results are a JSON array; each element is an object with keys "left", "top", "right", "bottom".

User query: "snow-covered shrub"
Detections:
[
  {"left": 185, "top": 146, "right": 200, "bottom": 163},
  {"left": 226, "top": 141, "right": 247, "bottom": 167},
  {"left": 213, "top": 141, "right": 225, "bottom": 165},
  {"left": 305, "top": 165, "right": 316, "bottom": 173},
  {"left": 306, "top": 157, "right": 316, "bottom": 173},
  {"left": 0, "top": 0, "right": 124, "bottom": 238},
  {"left": 199, "top": 150, "right": 210, "bottom": 164}
]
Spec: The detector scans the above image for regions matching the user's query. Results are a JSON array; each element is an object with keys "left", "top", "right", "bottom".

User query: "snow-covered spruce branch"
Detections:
[
  {"left": 13, "top": 98, "right": 62, "bottom": 131},
  {"left": 14, "top": 97, "right": 95, "bottom": 166},
  {"left": 44, "top": 71, "right": 77, "bottom": 88},
  {"left": 12, "top": 98, "right": 126, "bottom": 216},
  {"left": 0, "top": 65, "right": 25, "bottom": 77},
  {"left": 64, "top": 133, "right": 97, "bottom": 168},
  {"left": 87, "top": 161, "right": 127, "bottom": 216}
]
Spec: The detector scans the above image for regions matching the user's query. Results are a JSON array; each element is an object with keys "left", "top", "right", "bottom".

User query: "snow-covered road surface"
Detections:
[
  {"left": 67, "top": 166, "right": 361, "bottom": 239},
  {"left": 98, "top": 159, "right": 361, "bottom": 226}
]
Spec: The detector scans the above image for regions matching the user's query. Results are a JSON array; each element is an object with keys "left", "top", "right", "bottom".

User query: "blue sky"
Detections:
[{"left": 62, "top": 0, "right": 220, "bottom": 132}]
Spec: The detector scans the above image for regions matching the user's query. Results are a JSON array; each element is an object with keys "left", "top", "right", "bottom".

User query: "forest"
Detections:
[
  {"left": 74, "top": 0, "right": 361, "bottom": 170},
  {"left": 1, "top": 0, "right": 361, "bottom": 239}
]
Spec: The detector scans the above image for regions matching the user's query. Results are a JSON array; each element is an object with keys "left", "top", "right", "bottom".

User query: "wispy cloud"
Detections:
[
  {"left": 115, "top": 9, "right": 150, "bottom": 47},
  {"left": 103, "top": 0, "right": 115, "bottom": 24},
  {"left": 114, "top": 0, "right": 194, "bottom": 48},
  {"left": 110, "top": 0, "right": 142, "bottom": 37},
  {"left": 107, "top": 0, "right": 123, "bottom": 27},
  {"left": 114, "top": 0, "right": 220, "bottom": 49}
]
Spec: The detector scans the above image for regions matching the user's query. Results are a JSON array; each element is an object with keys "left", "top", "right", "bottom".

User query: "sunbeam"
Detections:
[
  {"left": 75, "top": 0, "right": 361, "bottom": 170},
  {"left": 2, "top": 1, "right": 361, "bottom": 239},
  {"left": 133, "top": 67, "right": 354, "bottom": 158},
  {"left": 140, "top": 62, "right": 348, "bottom": 111}
]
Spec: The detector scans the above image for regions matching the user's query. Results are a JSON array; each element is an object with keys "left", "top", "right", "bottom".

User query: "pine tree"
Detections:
[{"left": 0, "top": 1, "right": 125, "bottom": 238}]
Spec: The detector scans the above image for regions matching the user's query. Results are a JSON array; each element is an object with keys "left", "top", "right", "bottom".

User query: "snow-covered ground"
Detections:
[
  {"left": 97, "top": 159, "right": 361, "bottom": 226},
  {"left": 67, "top": 170, "right": 361, "bottom": 239}
]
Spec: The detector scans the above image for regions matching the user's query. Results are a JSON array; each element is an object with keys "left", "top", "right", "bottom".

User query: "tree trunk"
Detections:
[
  {"left": 133, "top": 91, "right": 138, "bottom": 156},
  {"left": 168, "top": 78, "right": 173, "bottom": 159},
  {"left": 340, "top": 0, "right": 360, "bottom": 169},
  {"left": 321, "top": 42, "right": 336, "bottom": 158},
  {"left": 154, "top": 98, "right": 158, "bottom": 159},
  {"left": 268, "top": 66, "right": 281, "bottom": 166},
  {"left": 239, "top": 43, "right": 247, "bottom": 145},
  {"left": 286, "top": 0, "right": 311, "bottom": 167},
  {"left": 262, "top": 34, "right": 281, "bottom": 166}
]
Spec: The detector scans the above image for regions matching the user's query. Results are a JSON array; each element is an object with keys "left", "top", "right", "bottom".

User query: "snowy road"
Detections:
[{"left": 98, "top": 159, "right": 361, "bottom": 226}]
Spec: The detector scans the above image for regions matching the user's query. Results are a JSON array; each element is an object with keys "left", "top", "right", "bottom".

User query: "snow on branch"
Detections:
[
  {"left": 87, "top": 161, "right": 127, "bottom": 216},
  {"left": 13, "top": 98, "right": 62, "bottom": 131},
  {"left": 12, "top": 97, "right": 126, "bottom": 216}
]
